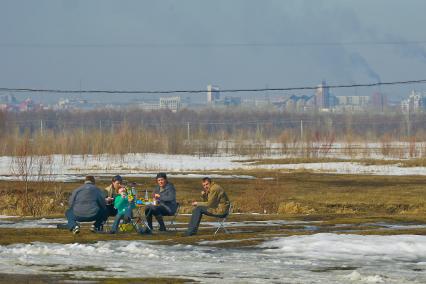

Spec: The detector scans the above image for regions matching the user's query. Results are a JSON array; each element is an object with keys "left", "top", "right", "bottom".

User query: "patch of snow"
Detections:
[
  {"left": 0, "top": 218, "right": 66, "bottom": 229},
  {"left": 0, "top": 215, "right": 18, "bottom": 219},
  {"left": 1, "top": 153, "right": 426, "bottom": 180},
  {"left": 345, "top": 271, "right": 385, "bottom": 283},
  {"left": 260, "top": 233, "right": 426, "bottom": 262},
  {"left": 198, "top": 238, "right": 263, "bottom": 245},
  {"left": 258, "top": 162, "right": 426, "bottom": 176},
  {"left": 1, "top": 218, "right": 320, "bottom": 230},
  {"left": 1, "top": 234, "right": 426, "bottom": 283}
]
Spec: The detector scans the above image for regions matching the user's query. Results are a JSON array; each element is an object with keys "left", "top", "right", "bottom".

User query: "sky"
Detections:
[{"left": 1, "top": 0, "right": 426, "bottom": 102}]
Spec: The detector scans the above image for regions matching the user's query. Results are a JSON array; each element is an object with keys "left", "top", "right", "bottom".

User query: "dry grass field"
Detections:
[{"left": 2, "top": 170, "right": 426, "bottom": 221}]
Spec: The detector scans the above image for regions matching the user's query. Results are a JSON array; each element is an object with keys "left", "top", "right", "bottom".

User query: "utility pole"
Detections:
[
  {"left": 300, "top": 120, "right": 303, "bottom": 140},
  {"left": 187, "top": 122, "right": 190, "bottom": 141},
  {"left": 40, "top": 120, "right": 43, "bottom": 135},
  {"left": 406, "top": 112, "right": 411, "bottom": 137}
]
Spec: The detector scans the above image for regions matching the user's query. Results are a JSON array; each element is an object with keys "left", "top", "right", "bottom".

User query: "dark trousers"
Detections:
[
  {"left": 66, "top": 208, "right": 107, "bottom": 230},
  {"left": 186, "top": 206, "right": 219, "bottom": 235},
  {"left": 145, "top": 205, "right": 171, "bottom": 230},
  {"left": 106, "top": 204, "right": 117, "bottom": 217}
]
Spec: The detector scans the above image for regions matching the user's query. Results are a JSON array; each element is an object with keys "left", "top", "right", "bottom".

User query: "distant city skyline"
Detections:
[
  {"left": 1, "top": 1, "right": 426, "bottom": 102},
  {"left": 2, "top": 83, "right": 425, "bottom": 114}
]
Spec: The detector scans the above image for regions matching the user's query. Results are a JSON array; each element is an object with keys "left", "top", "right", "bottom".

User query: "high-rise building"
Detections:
[
  {"left": 315, "top": 81, "right": 331, "bottom": 109},
  {"left": 207, "top": 85, "right": 220, "bottom": 103},
  {"left": 370, "top": 92, "right": 387, "bottom": 112},
  {"left": 401, "top": 90, "right": 426, "bottom": 114}
]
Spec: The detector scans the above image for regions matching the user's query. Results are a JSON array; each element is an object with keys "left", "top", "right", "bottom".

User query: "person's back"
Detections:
[
  {"left": 69, "top": 182, "right": 105, "bottom": 217},
  {"left": 63, "top": 176, "right": 107, "bottom": 234}
]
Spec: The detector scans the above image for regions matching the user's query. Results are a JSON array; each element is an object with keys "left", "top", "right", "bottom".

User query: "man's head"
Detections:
[
  {"left": 85, "top": 175, "right": 96, "bottom": 184},
  {"left": 112, "top": 175, "right": 123, "bottom": 190},
  {"left": 202, "top": 177, "right": 212, "bottom": 191},
  {"left": 156, "top": 172, "right": 168, "bottom": 187}
]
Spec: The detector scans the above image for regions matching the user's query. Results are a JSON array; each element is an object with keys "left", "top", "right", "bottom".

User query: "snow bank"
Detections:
[
  {"left": 1, "top": 153, "right": 426, "bottom": 181},
  {"left": 260, "top": 233, "right": 426, "bottom": 262},
  {"left": 259, "top": 162, "right": 426, "bottom": 175},
  {"left": 0, "top": 234, "right": 425, "bottom": 283},
  {"left": 0, "top": 218, "right": 65, "bottom": 229}
]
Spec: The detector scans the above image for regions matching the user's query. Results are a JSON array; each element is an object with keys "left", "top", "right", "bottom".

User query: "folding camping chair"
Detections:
[
  {"left": 167, "top": 202, "right": 180, "bottom": 231},
  {"left": 155, "top": 202, "right": 181, "bottom": 231},
  {"left": 102, "top": 206, "right": 147, "bottom": 233},
  {"left": 214, "top": 203, "right": 233, "bottom": 236}
]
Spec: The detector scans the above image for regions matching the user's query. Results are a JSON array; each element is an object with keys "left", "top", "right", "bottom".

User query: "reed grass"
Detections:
[
  {"left": 2, "top": 109, "right": 426, "bottom": 158},
  {"left": 2, "top": 171, "right": 426, "bottom": 217}
]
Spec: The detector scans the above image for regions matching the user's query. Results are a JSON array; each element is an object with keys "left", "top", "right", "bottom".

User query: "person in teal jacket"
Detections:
[{"left": 110, "top": 187, "right": 135, "bottom": 233}]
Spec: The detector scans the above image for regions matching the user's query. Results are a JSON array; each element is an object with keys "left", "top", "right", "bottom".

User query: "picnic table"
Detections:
[{"left": 130, "top": 199, "right": 157, "bottom": 231}]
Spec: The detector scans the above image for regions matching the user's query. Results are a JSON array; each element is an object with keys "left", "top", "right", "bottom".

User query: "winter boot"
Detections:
[{"left": 157, "top": 216, "right": 167, "bottom": 231}]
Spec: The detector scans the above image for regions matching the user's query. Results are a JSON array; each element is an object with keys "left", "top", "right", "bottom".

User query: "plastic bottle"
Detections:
[{"left": 144, "top": 190, "right": 148, "bottom": 201}]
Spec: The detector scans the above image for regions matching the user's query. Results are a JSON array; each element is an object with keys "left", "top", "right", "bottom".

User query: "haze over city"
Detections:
[{"left": 1, "top": 0, "right": 426, "bottom": 104}]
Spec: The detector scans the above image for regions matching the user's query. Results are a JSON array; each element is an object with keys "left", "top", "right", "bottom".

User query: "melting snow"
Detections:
[
  {"left": 0, "top": 234, "right": 425, "bottom": 283},
  {"left": 1, "top": 153, "right": 426, "bottom": 182}
]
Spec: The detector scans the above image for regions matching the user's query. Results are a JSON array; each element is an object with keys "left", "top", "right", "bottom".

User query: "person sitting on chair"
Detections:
[
  {"left": 64, "top": 175, "right": 107, "bottom": 234},
  {"left": 185, "top": 177, "right": 230, "bottom": 236},
  {"left": 109, "top": 187, "right": 135, "bottom": 234},
  {"left": 104, "top": 175, "right": 123, "bottom": 217},
  {"left": 143, "top": 172, "right": 177, "bottom": 233}
]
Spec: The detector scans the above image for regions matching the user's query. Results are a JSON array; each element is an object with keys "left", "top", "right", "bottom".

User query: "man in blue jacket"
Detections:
[
  {"left": 143, "top": 172, "right": 177, "bottom": 233},
  {"left": 65, "top": 175, "right": 107, "bottom": 234}
]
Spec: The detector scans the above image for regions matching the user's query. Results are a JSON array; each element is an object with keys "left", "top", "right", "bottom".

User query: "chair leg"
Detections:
[
  {"left": 214, "top": 225, "right": 222, "bottom": 236},
  {"left": 169, "top": 219, "right": 177, "bottom": 231},
  {"left": 214, "top": 217, "right": 230, "bottom": 236},
  {"left": 102, "top": 220, "right": 110, "bottom": 232},
  {"left": 223, "top": 226, "right": 229, "bottom": 234},
  {"left": 133, "top": 216, "right": 150, "bottom": 232}
]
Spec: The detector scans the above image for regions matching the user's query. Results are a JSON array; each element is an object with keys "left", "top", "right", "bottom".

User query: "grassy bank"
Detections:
[
  {"left": 1, "top": 171, "right": 426, "bottom": 247},
  {"left": 0, "top": 273, "right": 194, "bottom": 284},
  {"left": 2, "top": 171, "right": 426, "bottom": 216}
]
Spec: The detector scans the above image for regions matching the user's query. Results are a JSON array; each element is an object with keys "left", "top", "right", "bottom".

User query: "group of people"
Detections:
[{"left": 63, "top": 172, "right": 231, "bottom": 236}]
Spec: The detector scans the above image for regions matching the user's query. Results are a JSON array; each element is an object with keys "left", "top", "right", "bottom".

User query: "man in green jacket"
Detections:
[{"left": 185, "top": 177, "right": 230, "bottom": 236}]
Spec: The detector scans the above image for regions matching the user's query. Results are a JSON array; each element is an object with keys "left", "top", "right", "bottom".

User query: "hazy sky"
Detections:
[{"left": 1, "top": 0, "right": 426, "bottom": 101}]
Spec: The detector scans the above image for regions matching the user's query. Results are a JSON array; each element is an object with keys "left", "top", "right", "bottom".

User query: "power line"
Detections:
[
  {"left": 2, "top": 41, "right": 426, "bottom": 48},
  {"left": 1, "top": 79, "right": 426, "bottom": 95}
]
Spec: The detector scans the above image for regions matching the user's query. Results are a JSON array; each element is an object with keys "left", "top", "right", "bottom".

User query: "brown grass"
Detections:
[
  {"left": 3, "top": 109, "right": 426, "bottom": 158},
  {"left": 2, "top": 171, "right": 426, "bottom": 217}
]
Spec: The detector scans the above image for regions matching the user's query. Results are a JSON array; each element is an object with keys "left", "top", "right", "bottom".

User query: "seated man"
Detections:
[
  {"left": 64, "top": 175, "right": 107, "bottom": 234},
  {"left": 185, "top": 177, "right": 230, "bottom": 236},
  {"left": 143, "top": 172, "right": 177, "bottom": 233}
]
